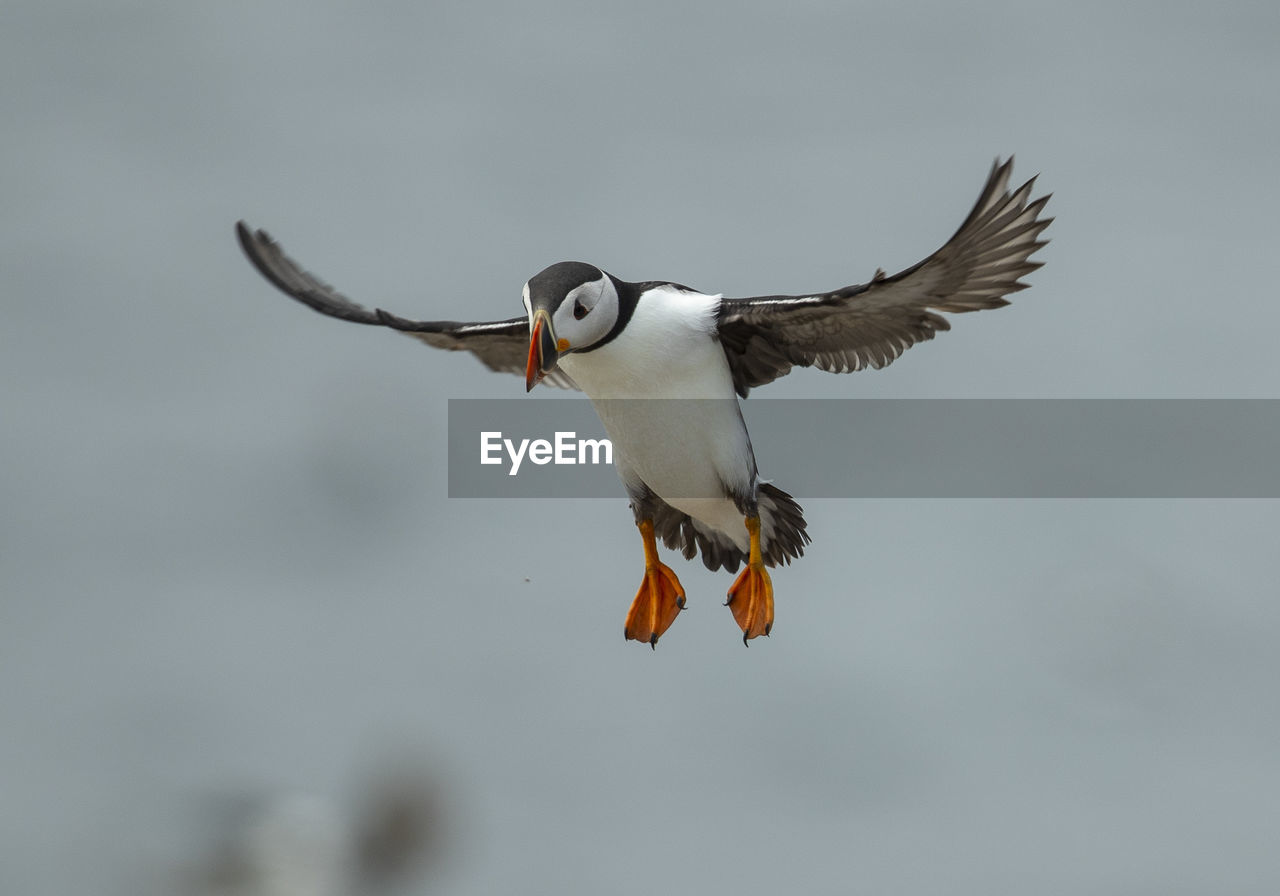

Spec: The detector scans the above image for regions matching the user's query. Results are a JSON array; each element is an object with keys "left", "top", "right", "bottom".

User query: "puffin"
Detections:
[{"left": 237, "top": 157, "right": 1051, "bottom": 647}]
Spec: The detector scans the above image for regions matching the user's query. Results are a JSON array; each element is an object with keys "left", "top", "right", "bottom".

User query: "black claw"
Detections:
[
  {"left": 742, "top": 632, "right": 750, "bottom": 647},
  {"left": 676, "top": 596, "right": 687, "bottom": 610},
  {"left": 649, "top": 634, "right": 658, "bottom": 650},
  {"left": 764, "top": 623, "right": 772, "bottom": 637}
]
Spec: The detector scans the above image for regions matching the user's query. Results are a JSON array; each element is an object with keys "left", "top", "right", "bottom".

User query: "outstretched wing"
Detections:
[
  {"left": 235, "top": 222, "right": 578, "bottom": 389},
  {"left": 716, "top": 157, "right": 1051, "bottom": 396}
]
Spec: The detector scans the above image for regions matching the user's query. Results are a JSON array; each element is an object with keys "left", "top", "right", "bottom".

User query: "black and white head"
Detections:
[{"left": 522, "top": 261, "right": 620, "bottom": 390}]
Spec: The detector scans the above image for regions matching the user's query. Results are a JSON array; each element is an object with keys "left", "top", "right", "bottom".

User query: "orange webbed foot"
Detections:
[
  {"left": 725, "top": 515, "right": 773, "bottom": 644},
  {"left": 624, "top": 519, "right": 686, "bottom": 648},
  {"left": 726, "top": 562, "right": 773, "bottom": 644},
  {"left": 624, "top": 561, "right": 686, "bottom": 648}
]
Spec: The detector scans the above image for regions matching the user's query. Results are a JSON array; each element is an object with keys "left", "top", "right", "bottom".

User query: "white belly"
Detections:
[
  {"left": 593, "top": 395, "right": 754, "bottom": 499},
  {"left": 558, "top": 286, "right": 757, "bottom": 543}
]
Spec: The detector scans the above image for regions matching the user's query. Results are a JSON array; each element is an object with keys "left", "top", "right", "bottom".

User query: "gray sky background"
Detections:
[{"left": 3, "top": 2, "right": 1279, "bottom": 893}]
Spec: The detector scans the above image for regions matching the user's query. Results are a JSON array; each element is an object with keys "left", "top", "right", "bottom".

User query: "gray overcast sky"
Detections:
[{"left": 3, "top": 2, "right": 1279, "bottom": 894}]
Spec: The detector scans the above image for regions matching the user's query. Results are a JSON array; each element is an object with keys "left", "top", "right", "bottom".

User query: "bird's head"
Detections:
[{"left": 522, "top": 261, "right": 619, "bottom": 390}]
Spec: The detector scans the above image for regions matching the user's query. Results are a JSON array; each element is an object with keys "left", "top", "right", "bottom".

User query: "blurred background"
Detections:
[{"left": 3, "top": 1, "right": 1279, "bottom": 893}]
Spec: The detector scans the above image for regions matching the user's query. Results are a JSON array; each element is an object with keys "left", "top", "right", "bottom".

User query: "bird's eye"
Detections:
[{"left": 573, "top": 298, "right": 589, "bottom": 320}]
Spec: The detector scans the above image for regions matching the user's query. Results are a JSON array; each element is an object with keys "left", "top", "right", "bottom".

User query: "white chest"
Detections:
[
  {"left": 558, "top": 287, "right": 757, "bottom": 507},
  {"left": 558, "top": 285, "right": 732, "bottom": 400}
]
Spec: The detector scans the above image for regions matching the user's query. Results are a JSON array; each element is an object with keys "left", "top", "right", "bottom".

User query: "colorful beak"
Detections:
[{"left": 525, "top": 310, "right": 560, "bottom": 392}]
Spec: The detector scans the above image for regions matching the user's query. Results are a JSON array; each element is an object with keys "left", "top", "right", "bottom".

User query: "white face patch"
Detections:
[
  {"left": 551, "top": 273, "right": 618, "bottom": 354},
  {"left": 522, "top": 282, "right": 532, "bottom": 321},
  {"left": 564, "top": 276, "right": 605, "bottom": 318}
]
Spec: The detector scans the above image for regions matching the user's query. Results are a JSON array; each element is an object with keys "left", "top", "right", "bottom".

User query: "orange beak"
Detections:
[{"left": 525, "top": 310, "right": 559, "bottom": 392}]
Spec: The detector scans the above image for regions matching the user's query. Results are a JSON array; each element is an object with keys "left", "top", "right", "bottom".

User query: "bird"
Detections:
[{"left": 237, "top": 157, "right": 1051, "bottom": 647}]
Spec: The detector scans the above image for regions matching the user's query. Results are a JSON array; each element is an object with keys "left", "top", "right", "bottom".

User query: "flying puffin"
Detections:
[{"left": 237, "top": 157, "right": 1051, "bottom": 647}]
